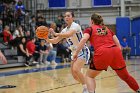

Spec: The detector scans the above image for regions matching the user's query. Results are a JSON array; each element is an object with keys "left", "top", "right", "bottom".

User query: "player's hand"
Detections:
[
  {"left": 49, "top": 28, "right": 56, "bottom": 35},
  {"left": 49, "top": 28, "right": 60, "bottom": 36},
  {"left": 72, "top": 52, "right": 78, "bottom": 62},
  {"left": 49, "top": 28, "right": 54, "bottom": 32}
]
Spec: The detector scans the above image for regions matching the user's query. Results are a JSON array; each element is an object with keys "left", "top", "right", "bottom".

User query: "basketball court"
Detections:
[{"left": 0, "top": 58, "right": 139, "bottom": 93}]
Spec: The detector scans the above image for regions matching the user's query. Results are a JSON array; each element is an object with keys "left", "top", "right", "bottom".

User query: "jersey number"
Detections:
[
  {"left": 96, "top": 28, "right": 107, "bottom": 35},
  {"left": 97, "top": 28, "right": 102, "bottom": 33},
  {"left": 68, "top": 39, "right": 73, "bottom": 45}
]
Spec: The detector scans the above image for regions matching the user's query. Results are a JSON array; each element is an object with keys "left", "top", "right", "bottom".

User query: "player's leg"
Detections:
[
  {"left": 112, "top": 46, "right": 140, "bottom": 92},
  {"left": 71, "top": 58, "right": 89, "bottom": 93},
  {"left": 86, "top": 47, "right": 112, "bottom": 93},
  {"left": 87, "top": 58, "right": 104, "bottom": 93},
  {"left": 86, "top": 69, "right": 101, "bottom": 93},
  {"left": 114, "top": 68, "right": 140, "bottom": 92},
  {"left": 71, "top": 58, "right": 85, "bottom": 84},
  {"left": 71, "top": 48, "right": 90, "bottom": 86}
]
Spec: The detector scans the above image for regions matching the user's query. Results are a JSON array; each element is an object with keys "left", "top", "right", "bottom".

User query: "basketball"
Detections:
[{"left": 36, "top": 26, "right": 49, "bottom": 39}]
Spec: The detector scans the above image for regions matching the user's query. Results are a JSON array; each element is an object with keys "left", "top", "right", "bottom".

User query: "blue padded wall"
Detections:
[
  {"left": 131, "top": 17, "right": 140, "bottom": 55},
  {"left": 116, "top": 17, "right": 140, "bottom": 56},
  {"left": 116, "top": 17, "right": 130, "bottom": 41}
]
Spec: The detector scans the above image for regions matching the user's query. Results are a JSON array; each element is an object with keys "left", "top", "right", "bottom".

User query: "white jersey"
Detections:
[{"left": 61, "top": 22, "right": 90, "bottom": 63}]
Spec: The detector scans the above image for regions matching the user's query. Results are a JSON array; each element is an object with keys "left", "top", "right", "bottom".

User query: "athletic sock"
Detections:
[{"left": 83, "top": 84, "right": 87, "bottom": 89}]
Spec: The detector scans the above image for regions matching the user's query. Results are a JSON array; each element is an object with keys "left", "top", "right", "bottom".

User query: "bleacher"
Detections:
[{"left": 0, "top": 43, "right": 26, "bottom": 68}]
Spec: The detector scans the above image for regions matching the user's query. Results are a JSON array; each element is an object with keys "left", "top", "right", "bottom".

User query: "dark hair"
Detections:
[
  {"left": 91, "top": 13, "right": 103, "bottom": 25},
  {"left": 91, "top": 13, "right": 108, "bottom": 35},
  {"left": 30, "top": 37, "right": 36, "bottom": 40},
  {"left": 66, "top": 11, "right": 75, "bottom": 17},
  {"left": 31, "top": 15, "right": 35, "bottom": 19},
  {"left": 17, "top": 1, "right": 23, "bottom": 6}
]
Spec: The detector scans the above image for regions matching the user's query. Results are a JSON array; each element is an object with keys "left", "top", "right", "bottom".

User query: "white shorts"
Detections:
[{"left": 71, "top": 47, "right": 90, "bottom": 64}]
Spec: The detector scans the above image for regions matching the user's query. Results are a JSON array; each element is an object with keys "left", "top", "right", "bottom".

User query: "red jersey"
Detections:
[
  {"left": 84, "top": 25, "right": 116, "bottom": 51},
  {"left": 26, "top": 41, "right": 36, "bottom": 55}
]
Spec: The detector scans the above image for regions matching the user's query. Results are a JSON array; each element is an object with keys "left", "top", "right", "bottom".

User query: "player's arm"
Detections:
[
  {"left": 109, "top": 29, "right": 122, "bottom": 50},
  {"left": 46, "top": 36, "right": 63, "bottom": 44},
  {"left": 75, "top": 33, "right": 90, "bottom": 54},
  {"left": 113, "top": 35, "right": 122, "bottom": 50},
  {"left": 73, "top": 33, "right": 90, "bottom": 61},
  {"left": 55, "top": 30, "right": 76, "bottom": 38}
]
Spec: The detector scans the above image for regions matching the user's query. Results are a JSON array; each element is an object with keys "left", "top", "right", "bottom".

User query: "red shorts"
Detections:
[{"left": 90, "top": 46, "right": 126, "bottom": 71}]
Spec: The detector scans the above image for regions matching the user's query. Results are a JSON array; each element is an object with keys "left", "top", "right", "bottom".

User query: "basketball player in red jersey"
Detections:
[{"left": 73, "top": 13, "right": 140, "bottom": 93}]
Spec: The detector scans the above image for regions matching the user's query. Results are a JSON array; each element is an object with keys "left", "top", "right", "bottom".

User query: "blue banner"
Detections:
[
  {"left": 93, "top": 0, "right": 112, "bottom": 7},
  {"left": 48, "top": 0, "right": 66, "bottom": 8}
]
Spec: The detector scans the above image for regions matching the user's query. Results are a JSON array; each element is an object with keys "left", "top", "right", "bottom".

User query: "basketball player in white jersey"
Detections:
[{"left": 46, "top": 11, "right": 95, "bottom": 93}]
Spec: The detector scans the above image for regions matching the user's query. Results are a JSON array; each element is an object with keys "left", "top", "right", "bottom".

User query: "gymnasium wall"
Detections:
[
  {"left": 25, "top": 0, "right": 140, "bottom": 25},
  {"left": 116, "top": 17, "right": 140, "bottom": 56}
]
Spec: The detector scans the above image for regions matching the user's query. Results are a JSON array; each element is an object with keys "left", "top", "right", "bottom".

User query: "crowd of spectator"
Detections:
[
  {"left": 0, "top": 1, "right": 70, "bottom": 67},
  {"left": 0, "top": 0, "right": 95, "bottom": 67}
]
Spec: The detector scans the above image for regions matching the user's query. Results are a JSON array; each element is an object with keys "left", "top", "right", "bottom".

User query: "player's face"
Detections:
[
  {"left": 64, "top": 12, "right": 74, "bottom": 24},
  {"left": 90, "top": 19, "right": 94, "bottom": 26},
  {"left": 22, "top": 38, "right": 26, "bottom": 43}
]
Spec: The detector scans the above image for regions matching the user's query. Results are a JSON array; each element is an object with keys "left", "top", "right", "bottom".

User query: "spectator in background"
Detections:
[
  {"left": 15, "top": 0, "right": 25, "bottom": 15},
  {"left": 55, "top": 15, "right": 65, "bottom": 29},
  {"left": 8, "top": 25, "right": 25, "bottom": 47},
  {"left": 57, "top": 39, "right": 71, "bottom": 62},
  {"left": 15, "top": 0, "right": 26, "bottom": 25},
  {"left": 49, "top": 22, "right": 59, "bottom": 50},
  {"left": 29, "top": 15, "right": 36, "bottom": 37},
  {"left": 50, "top": 22, "right": 58, "bottom": 32},
  {"left": 26, "top": 37, "right": 40, "bottom": 65},
  {"left": 3, "top": 25, "right": 13, "bottom": 43},
  {"left": 36, "top": 16, "right": 47, "bottom": 27},
  {"left": 25, "top": 30, "right": 30, "bottom": 41},
  {"left": 0, "top": 19, "right": 3, "bottom": 33},
  {"left": 46, "top": 41, "right": 57, "bottom": 65},
  {"left": 17, "top": 37, "right": 31, "bottom": 66},
  {"left": 120, "top": 36, "right": 131, "bottom": 59},
  {"left": 36, "top": 12, "right": 43, "bottom": 22},
  {"left": 0, "top": 3, "right": 5, "bottom": 15},
  {"left": 5, "top": 7, "right": 14, "bottom": 25},
  {"left": 13, "top": 25, "right": 24, "bottom": 39},
  {"left": 37, "top": 40, "right": 49, "bottom": 65}
]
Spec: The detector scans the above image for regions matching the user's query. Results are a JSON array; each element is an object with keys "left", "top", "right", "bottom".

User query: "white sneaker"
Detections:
[
  {"left": 82, "top": 88, "right": 89, "bottom": 93},
  {"left": 32, "top": 61, "right": 39, "bottom": 64},
  {"left": 40, "top": 62, "right": 45, "bottom": 65},
  {"left": 24, "top": 63, "right": 30, "bottom": 67},
  {"left": 36, "top": 64, "right": 40, "bottom": 68},
  {"left": 44, "top": 61, "right": 50, "bottom": 65},
  {"left": 51, "top": 61, "right": 57, "bottom": 65}
]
